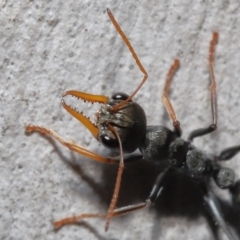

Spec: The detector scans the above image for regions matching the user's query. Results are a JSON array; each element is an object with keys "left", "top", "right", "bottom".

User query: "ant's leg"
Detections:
[
  {"left": 230, "top": 180, "right": 240, "bottom": 206},
  {"left": 188, "top": 32, "right": 219, "bottom": 141},
  {"left": 25, "top": 125, "right": 116, "bottom": 164},
  {"left": 26, "top": 125, "right": 147, "bottom": 231},
  {"left": 203, "top": 184, "right": 237, "bottom": 240},
  {"left": 54, "top": 167, "right": 170, "bottom": 229},
  {"left": 162, "top": 59, "right": 182, "bottom": 136},
  {"left": 215, "top": 145, "right": 240, "bottom": 161},
  {"left": 54, "top": 203, "right": 147, "bottom": 229}
]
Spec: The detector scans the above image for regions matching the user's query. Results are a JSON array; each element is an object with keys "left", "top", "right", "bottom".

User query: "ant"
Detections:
[{"left": 26, "top": 8, "right": 240, "bottom": 240}]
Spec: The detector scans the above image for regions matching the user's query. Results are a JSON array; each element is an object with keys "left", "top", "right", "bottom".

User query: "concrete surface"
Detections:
[{"left": 1, "top": 1, "right": 240, "bottom": 240}]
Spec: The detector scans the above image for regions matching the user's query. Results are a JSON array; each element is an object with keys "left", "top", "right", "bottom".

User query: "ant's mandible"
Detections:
[{"left": 26, "top": 8, "right": 240, "bottom": 240}]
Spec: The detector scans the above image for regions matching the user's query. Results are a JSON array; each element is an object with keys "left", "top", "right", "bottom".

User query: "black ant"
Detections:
[{"left": 26, "top": 8, "right": 240, "bottom": 240}]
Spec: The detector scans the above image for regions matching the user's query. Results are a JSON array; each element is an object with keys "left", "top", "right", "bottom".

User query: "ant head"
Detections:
[
  {"left": 62, "top": 90, "right": 146, "bottom": 153},
  {"left": 97, "top": 92, "right": 146, "bottom": 153}
]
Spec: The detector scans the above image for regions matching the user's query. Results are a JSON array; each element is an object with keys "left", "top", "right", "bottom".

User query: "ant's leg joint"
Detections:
[
  {"left": 146, "top": 199, "right": 153, "bottom": 207},
  {"left": 173, "top": 120, "right": 180, "bottom": 128},
  {"left": 210, "top": 124, "right": 217, "bottom": 131},
  {"left": 173, "top": 120, "right": 182, "bottom": 137}
]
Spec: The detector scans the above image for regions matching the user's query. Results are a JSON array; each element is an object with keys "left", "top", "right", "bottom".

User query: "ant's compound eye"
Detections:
[
  {"left": 111, "top": 92, "right": 131, "bottom": 101},
  {"left": 99, "top": 134, "right": 119, "bottom": 149}
]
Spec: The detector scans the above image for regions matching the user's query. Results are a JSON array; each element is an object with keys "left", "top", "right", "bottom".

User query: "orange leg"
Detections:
[
  {"left": 162, "top": 59, "right": 181, "bottom": 135},
  {"left": 54, "top": 202, "right": 148, "bottom": 229},
  {"left": 25, "top": 125, "right": 116, "bottom": 164},
  {"left": 187, "top": 32, "right": 219, "bottom": 141},
  {"left": 26, "top": 124, "right": 125, "bottom": 231},
  {"left": 54, "top": 167, "right": 170, "bottom": 229},
  {"left": 209, "top": 32, "right": 218, "bottom": 127}
]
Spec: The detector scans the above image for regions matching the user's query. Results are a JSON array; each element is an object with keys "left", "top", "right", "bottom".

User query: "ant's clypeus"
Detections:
[{"left": 26, "top": 8, "right": 240, "bottom": 240}]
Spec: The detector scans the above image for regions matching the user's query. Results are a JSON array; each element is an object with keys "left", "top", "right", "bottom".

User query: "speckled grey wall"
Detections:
[{"left": 1, "top": 1, "right": 240, "bottom": 240}]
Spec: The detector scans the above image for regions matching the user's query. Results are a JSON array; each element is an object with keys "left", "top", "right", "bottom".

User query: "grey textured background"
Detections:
[{"left": 1, "top": 1, "right": 240, "bottom": 240}]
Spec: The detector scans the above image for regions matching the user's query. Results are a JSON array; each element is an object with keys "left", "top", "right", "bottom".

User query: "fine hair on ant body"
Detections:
[{"left": 26, "top": 8, "right": 240, "bottom": 240}]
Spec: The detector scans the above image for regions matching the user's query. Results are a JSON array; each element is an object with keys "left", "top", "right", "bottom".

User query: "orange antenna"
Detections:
[
  {"left": 107, "top": 8, "right": 148, "bottom": 112},
  {"left": 104, "top": 124, "right": 124, "bottom": 231}
]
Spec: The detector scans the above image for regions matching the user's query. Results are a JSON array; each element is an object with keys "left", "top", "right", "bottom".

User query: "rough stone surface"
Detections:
[{"left": 1, "top": 1, "right": 240, "bottom": 240}]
